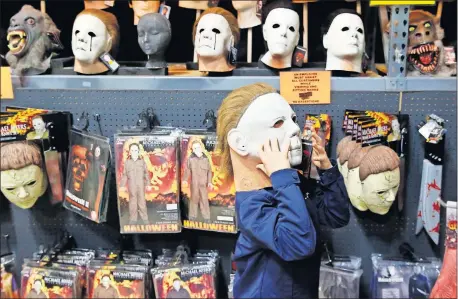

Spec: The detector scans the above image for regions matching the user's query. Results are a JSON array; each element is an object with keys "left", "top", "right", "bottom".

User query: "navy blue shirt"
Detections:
[{"left": 233, "top": 163, "right": 350, "bottom": 298}]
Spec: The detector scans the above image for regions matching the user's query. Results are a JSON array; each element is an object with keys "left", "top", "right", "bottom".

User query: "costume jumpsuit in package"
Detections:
[{"left": 233, "top": 161, "right": 350, "bottom": 298}]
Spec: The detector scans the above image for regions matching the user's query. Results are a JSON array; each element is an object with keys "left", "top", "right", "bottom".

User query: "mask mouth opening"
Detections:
[
  {"left": 408, "top": 42, "right": 440, "bottom": 74},
  {"left": 7, "top": 29, "right": 28, "bottom": 55}
]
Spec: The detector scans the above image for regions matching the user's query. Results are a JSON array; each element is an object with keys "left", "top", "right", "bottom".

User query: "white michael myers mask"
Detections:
[
  {"left": 228, "top": 93, "right": 302, "bottom": 166},
  {"left": 195, "top": 13, "right": 234, "bottom": 58},
  {"left": 338, "top": 160, "right": 349, "bottom": 186},
  {"left": 323, "top": 13, "right": 364, "bottom": 71},
  {"left": 263, "top": 8, "right": 300, "bottom": 57},
  {"left": 361, "top": 168, "right": 400, "bottom": 215},
  {"left": 72, "top": 14, "right": 112, "bottom": 63},
  {"left": 346, "top": 167, "right": 368, "bottom": 211}
]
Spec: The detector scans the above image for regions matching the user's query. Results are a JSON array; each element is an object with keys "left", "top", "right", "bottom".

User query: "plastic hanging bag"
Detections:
[
  {"left": 319, "top": 265, "right": 363, "bottom": 298},
  {"left": 1, "top": 253, "right": 19, "bottom": 299}
]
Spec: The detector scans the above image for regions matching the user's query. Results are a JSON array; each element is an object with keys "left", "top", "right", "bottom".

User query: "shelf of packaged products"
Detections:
[{"left": 14, "top": 75, "right": 456, "bottom": 92}]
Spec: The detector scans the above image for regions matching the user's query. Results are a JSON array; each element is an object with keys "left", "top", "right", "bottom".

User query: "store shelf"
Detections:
[{"left": 14, "top": 75, "right": 456, "bottom": 92}]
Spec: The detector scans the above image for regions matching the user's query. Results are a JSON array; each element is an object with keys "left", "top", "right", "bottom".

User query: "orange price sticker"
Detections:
[{"left": 280, "top": 71, "right": 331, "bottom": 105}]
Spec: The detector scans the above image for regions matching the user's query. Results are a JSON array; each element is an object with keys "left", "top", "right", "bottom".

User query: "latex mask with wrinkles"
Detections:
[
  {"left": 6, "top": 5, "right": 63, "bottom": 76},
  {"left": 71, "top": 9, "right": 119, "bottom": 74},
  {"left": 346, "top": 146, "right": 372, "bottom": 211},
  {"left": 137, "top": 13, "right": 171, "bottom": 69},
  {"left": 261, "top": 8, "right": 300, "bottom": 69},
  {"left": 217, "top": 83, "right": 302, "bottom": 192},
  {"left": 323, "top": 10, "right": 365, "bottom": 73},
  {"left": 0, "top": 142, "right": 48, "bottom": 209},
  {"left": 336, "top": 137, "right": 359, "bottom": 187},
  {"left": 193, "top": 8, "right": 239, "bottom": 72},
  {"left": 130, "top": 0, "right": 160, "bottom": 25},
  {"left": 232, "top": 1, "right": 261, "bottom": 29},
  {"left": 359, "top": 146, "right": 400, "bottom": 215}
]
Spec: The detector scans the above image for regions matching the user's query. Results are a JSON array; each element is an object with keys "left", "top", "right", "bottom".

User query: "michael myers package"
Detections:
[
  {"left": 180, "top": 132, "right": 236, "bottom": 233},
  {"left": 371, "top": 254, "right": 441, "bottom": 299},
  {"left": 64, "top": 129, "right": 111, "bottom": 223},
  {"left": 115, "top": 134, "right": 181, "bottom": 234},
  {"left": 303, "top": 114, "right": 332, "bottom": 180}
]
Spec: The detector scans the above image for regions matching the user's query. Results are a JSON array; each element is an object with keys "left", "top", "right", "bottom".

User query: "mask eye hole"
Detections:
[
  {"left": 5, "top": 187, "right": 15, "bottom": 191},
  {"left": 289, "top": 26, "right": 295, "bottom": 32},
  {"left": 26, "top": 180, "right": 37, "bottom": 186},
  {"left": 75, "top": 30, "right": 80, "bottom": 35},
  {"left": 292, "top": 115, "right": 297, "bottom": 123},
  {"left": 212, "top": 28, "right": 221, "bottom": 34},
  {"left": 341, "top": 27, "right": 349, "bottom": 32},
  {"left": 88, "top": 31, "right": 96, "bottom": 38},
  {"left": 26, "top": 17, "right": 35, "bottom": 26},
  {"left": 273, "top": 120, "right": 284, "bottom": 128},
  {"left": 357, "top": 28, "right": 364, "bottom": 34},
  {"left": 199, "top": 28, "right": 204, "bottom": 34},
  {"left": 273, "top": 24, "right": 280, "bottom": 29},
  {"left": 377, "top": 190, "right": 386, "bottom": 195}
]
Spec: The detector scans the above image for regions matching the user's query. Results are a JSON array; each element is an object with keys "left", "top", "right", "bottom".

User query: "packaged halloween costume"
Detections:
[
  {"left": 180, "top": 132, "right": 236, "bottom": 233},
  {"left": 303, "top": 114, "right": 332, "bottom": 180},
  {"left": 64, "top": 129, "right": 111, "bottom": 223},
  {"left": 1, "top": 253, "right": 19, "bottom": 299},
  {"left": 115, "top": 134, "right": 181, "bottom": 233}
]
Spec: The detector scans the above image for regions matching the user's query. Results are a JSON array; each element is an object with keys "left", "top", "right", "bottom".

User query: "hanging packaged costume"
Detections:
[
  {"left": 319, "top": 265, "right": 363, "bottom": 298},
  {"left": 64, "top": 129, "right": 111, "bottom": 223},
  {"left": 1, "top": 253, "right": 19, "bottom": 299},
  {"left": 303, "top": 114, "right": 332, "bottom": 180},
  {"left": 115, "top": 133, "right": 181, "bottom": 233},
  {"left": 180, "top": 131, "right": 236, "bottom": 233},
  {"left": 371, "top": 254, "right": 441, "bottom": 299}
]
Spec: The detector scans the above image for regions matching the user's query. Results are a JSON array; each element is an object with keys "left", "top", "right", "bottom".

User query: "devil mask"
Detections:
[
  {"left": 232, "top": 1, "right": 261, "bottom": 29},
  {"left": 217, "top": 83, "right": 302, "bottom": 191},
  {"left": 261, "top": 3, "right": 300, "bottom": 70},
  {"left": 193, "top": 7, "right": 240, "bottom": 72},
  {"left": 130, "top": 0, "right": 160, "bottom": 25},
  {"left": 322, "top": 9, "right": 365, "bottom": 73},
  {"left": 404, "top": 10, "right": 456, "bottom": 76},
  {"left": 71, "top": 9, "right": 119, "bottom": 75},
  {"left": 6, "top": 5, "right": 63, "bottom": 76},
  {"left": 137, "top": 13, "right": 171, "bottom": 69}
]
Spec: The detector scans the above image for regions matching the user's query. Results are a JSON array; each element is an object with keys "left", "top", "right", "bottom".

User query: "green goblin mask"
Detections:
[
  {"left": 1, "top": 164, "right": 48, "bottom": 209},
  {"left": 6, "top": 5, "right": 63, "bottom": 76}
]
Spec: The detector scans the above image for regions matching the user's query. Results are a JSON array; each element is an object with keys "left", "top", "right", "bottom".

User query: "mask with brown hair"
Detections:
[
  {"left": 359, "top": 145, "right": 400, "bottom": 215},
  {"left": 346, "top": 145, "right": 373, "bottom": 211},
  {"left": 336, "top": 137, "right": 360, "bottom": 187},
  {"left": 0, "top": 141, "right": 48, "bottom": 209}
]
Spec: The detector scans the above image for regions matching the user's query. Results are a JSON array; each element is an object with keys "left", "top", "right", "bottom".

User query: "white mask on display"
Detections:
[
  {"left": 195, "top": 13, "right": 233, "bottom": 59},
  {"left": 339, "top": 160, "right": 349, "bottom": 186},
  {"left": 232, "top": 1, "right": 261, "bottom": 29},
  {"left": 361, "top": 169, "right": 400, "bottom": 215},
  {"left": 72, "top": 14, "right": 112, "bottom": 64},
  {"left": 228, "top": 93, "right": 302, "bottom": 166},
  {"left": 323, "top": 13, "right": 365, "bottom": 73},
  {"left": 346, "top": 167, "right": 368, "bottom": 211},
  {"left": 261, "top": 8, "right": 300, "bottom": 69}
]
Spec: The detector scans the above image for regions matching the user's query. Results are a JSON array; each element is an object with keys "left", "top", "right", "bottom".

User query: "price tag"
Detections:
[
  {"left": 280, "top": 71, "right": 331, "bottom": 105},
  {"left": 0, "top": 67, "right": 14, "bottom": 100},
  {"left": 370, "top": 0, "right": 435, "bottom": 6}
]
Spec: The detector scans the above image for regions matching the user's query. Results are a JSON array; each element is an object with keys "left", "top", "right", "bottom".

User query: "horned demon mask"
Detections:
[{"left": 6, "top": 5, "right": 63, "bottom": 76}]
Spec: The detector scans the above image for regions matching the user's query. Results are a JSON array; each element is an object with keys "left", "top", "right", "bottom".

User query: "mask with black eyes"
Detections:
[
  {"left": 261, "top": 7, "right": 300, "bottom": 69},
  {"left": 322, "top": 9, "right": 365, "bottom": 73},
  {"left": 71, "top": 9, "right": 119, "bottom": 74},
  {"left": 193, "top": 7, "right": 240, "bottom": 72}
]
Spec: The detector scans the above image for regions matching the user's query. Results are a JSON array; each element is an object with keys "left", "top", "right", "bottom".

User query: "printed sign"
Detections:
[
  {"left": 370, "top": 0, "right": 435, "bottom": 6},
  {"left": 280, "top": 71, "right": 331, "bottom": 105}
]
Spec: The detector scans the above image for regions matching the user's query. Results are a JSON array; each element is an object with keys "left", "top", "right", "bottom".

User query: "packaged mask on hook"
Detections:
[{"left": 1, "top": 253, "right": 19, "bottom": 299}]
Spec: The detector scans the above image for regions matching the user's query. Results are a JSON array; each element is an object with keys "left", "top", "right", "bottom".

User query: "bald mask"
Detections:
[
  {"left": 323, "top": 12, "right": 365, "bottom": 73},
  {"left": 232, "top": 1, "right": 261, "bottom": 29},
  {"left": 130, "top": 0, "right": 160, "bottom": 25},
  {"left": 228, "top": 93, "right": 302, "bottom": 166},
  {"left": 361, "top": 168, "right": 400, "bottom": 214},
  {"left": 195, "top": 13, "right": 235, "bottom": 72},
  {"left": 179, "top": 0, "right": 209, "bottom": 10},
  {"left": 261, "top": 8, "right": 300, "bottom": 69},
  {"left": 137, "top": 13, "right": 171, "bottom": 69}
]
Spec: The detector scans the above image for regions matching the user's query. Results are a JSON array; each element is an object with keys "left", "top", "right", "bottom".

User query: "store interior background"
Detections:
[{"left": 1, "top": 0, "right": 457, "bottom": 65}]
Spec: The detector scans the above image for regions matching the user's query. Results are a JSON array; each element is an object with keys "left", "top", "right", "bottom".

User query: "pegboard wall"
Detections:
[{"left": 1, "top": 87, "right": 456, "bottom": 298}]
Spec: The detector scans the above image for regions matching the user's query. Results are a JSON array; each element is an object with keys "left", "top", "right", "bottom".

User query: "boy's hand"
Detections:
[
  {"left": 256, "top": 137, "right": 291, "bottom": 177},
  {"left": 311, "top": 132, "right": 332, "bottom": 170}
]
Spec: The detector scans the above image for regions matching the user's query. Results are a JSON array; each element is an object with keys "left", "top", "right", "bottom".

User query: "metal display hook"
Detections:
[
  {"left": 76, "top": 111, "right": 90, "bottom": 132},
  {"left": 203, "top": 110, "right": 217, "bottom": 132},
  {"left": 93, "top": 113, "right": 104, "bottom": 136}
]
